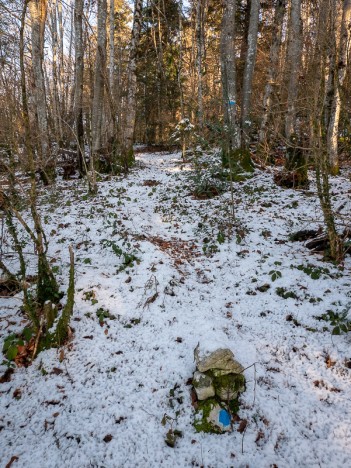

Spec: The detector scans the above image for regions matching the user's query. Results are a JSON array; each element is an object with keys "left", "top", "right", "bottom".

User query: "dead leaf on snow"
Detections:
[
  {"left": 0, "top": 368, "right": 14, "bottom": 383},
  {"left": 237, "top": 419, "right": 248, "bottom": 433}
]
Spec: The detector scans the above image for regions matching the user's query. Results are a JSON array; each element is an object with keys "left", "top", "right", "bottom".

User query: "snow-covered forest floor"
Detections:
[{"left": 1, "top": 149, "right": 351, "bottom": 468}]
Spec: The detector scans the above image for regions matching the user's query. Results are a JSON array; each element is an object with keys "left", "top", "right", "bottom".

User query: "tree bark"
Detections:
[
  {"left": 109, "top": 0, "right": 115, "bottom": 92},
  {"left": 309, "top": 0, "right": 344, "bottom": 262},
  {"left": 327, "top": 0, "right": 351, "bottom": 174},
  {"left": 28, "top": 0, "right": 53, "bottom": 181},
  {"left": 259, "top": 0, "right": 287, "bottom": 143},
  {"left": 196, "top": 0, "right": 206, "bottom": 131},
  {"left": 285, "top": 0, "right": 303, "bottom": 139},
  {"left": 241, "top": 0, "right": 260, "bottom": 145},
  {"left": 120, "top": 0, "right": 143, "bottom": 168},
  {"left": 91, "top": 0, "right": 107, "bottom": 156},
  {"left": 50, "top": 0, "right": 63, "bottom": 145},
  {"left": 221, "top": 0, "right": 240, "bottom": 152},
  {"left": 74, "top": 0, "right": 85, "bottom": 174}
]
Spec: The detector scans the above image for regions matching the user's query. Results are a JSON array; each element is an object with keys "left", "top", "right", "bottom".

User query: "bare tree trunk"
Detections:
[
  {"left": 20, "top": 1, "right": 60, "bottom": 309},
  {"left": 237, "top": 0, "right": 251, "bottom": 92},
  {"left": 309, "top": 0, "right": 343, "bottom": 263},
  {"left": 120, "top": 0, "right": 143, "bottom": 168},
  {"left": 285, "top": 0, "right": 303, "bottom": 139},
  {"left": 109, "top": 0, "right": 115, "bottom": 92},
  {"left": 74, "top": 0, "right": 85, "bottom": 175},
  {"left": 241, "top": 0, "right": 260, "bottom": 145},
  {"left": 196, "top": 0, "right": 206, "bottom": 131},
  {"left": 221, "top": 0, "right": 240, "bottom": 152},
  {"left": 178, "top": 0, "right": 185, "bottom": 118},
  {"left": 57, "top": 0, "right": 66, "bottom": 115},
  {"left": 91, "top": 0, "right": 107, "bottom": 158},
  {"left": 259, "top": 0, "right": 287, "bottom": 143},
  {"left": 28, "top": 0, "right": 53, "bottom": 182},
  {"left": 50, "top": 0, "right": 63, "bottom": 145},
  {"left": 66, "top": 8, "right": 76, "bottom": 120},
  {"left": 327, "top": 0, "right": 351, "bottom": 174}
]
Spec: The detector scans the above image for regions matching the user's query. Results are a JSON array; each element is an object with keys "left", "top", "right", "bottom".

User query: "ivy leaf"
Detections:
[
  {"left": 340, "top": 324, "right": 349, "bottom": 333},
  {"left": 310, "top": 271, "right": 320, "bottom": 280},
  {"left": 217, "top": 231, "right": 225, "bottom": 244},
  {"left": 23, "top": 328, "right": 33, "bottom": 342},
  {"left": 6, "top": 345, "right": 18, "bottom": 361},
  {"left": 2, "top": 334, "right": 16, "bottom": 352}
]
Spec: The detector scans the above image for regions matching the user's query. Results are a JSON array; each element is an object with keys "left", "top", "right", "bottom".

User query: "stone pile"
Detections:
[{"left": 192, "top": 347, "right": 245, "bottom": 433}]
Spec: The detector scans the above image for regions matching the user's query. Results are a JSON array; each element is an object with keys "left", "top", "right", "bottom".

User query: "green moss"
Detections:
[
  {"left": 213, "top": 372, "right": 245, "bottom": 392},
  {"left": 228, "top": 398, "right": 240, "bottom": 415},
  {"left": 203, "top": 371, "right": 245, "bottom": 401},
  {"left": 44, "top": 301, "right": 57, "bottom": 330},
  {"left": 284, "top": 134, "right": 309, "bottom": 188},
  {"left": 120, "top": 147, "right": 135, "bottom": 171},
  {"left": 194, "top": 398, "right": 223, "bottom": 434},
  {"left": 193, "top": 396, "right": 241, "bottom": 433},
  {"left": 38, "top": 249, "right": 75, "bottom": 353},
  {"left": 329, "top": 164, "right": 339, "bottom": 176},
  {"left": 37, "top": 253, "right": 61, "bottom": 306},
  {"left": 222, "top": 148, "right": 254, "bottom": 182},
  {"left": 54, "top": 249, "right": 75, "bottom": 346}
]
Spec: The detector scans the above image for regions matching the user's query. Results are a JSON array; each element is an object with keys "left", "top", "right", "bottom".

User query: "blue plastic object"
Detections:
[{"left": 219, "top": 409, "right": 231, "bottom": 427}]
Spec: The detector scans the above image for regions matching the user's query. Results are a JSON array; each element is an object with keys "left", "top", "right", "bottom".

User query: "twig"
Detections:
[{"left": 32, "top": 319, "right": 44, "bottom": 359}]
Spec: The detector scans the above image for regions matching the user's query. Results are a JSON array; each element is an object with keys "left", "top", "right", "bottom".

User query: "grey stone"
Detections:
[
  {"left": 193, "top": 371, "right": 215, "bottom": 400},
  {"left": 195, "top": 348, "right": 245, "bottom": 375}
]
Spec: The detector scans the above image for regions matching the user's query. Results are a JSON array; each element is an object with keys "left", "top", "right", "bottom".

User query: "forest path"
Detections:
[{"left": 1, "top": 150, "right": 351, "bottom": 467}]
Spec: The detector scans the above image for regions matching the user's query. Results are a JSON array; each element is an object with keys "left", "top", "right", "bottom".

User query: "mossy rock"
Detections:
[
  {"left": 195, "top": 347, "right": 245, "bottom": 374},
  {"left": 194, "top": 398, "right": 233, "bottom": 433},
  {"left": 194, "top": 396, "right": 240, "bottom": 433},
  {"left": 193, "top": 371, "right": 215, "bottom": 400},
  {"left": 207, "top": 371, "right": 246, "bottom": 401}
]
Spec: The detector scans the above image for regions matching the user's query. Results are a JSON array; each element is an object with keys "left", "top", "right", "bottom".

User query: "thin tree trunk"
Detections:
[
  {"left": 74, "top": 0, "right": 85, "bottom": 174},
  {"left": 310, "top": 0, "right": 343, "bottom": 263},
  {"left": 109, "top": 0, "right": 115, "bottom": 92},
  {"left": 20, "top": 0, "right": 60, "bottom": 308},
  {"left": 28, "top": 0, "right": 53, "bottom": 182},
  {"left": 241, "top": 0, "right": 260, "bottom": 145},
  {"left": 196, "top": 0, "right": 206, "bottom": 131},
  {"left": 50, "top": 0, "right": 63, "bottom": 145},
  {"left": 327, "top": 0, "right": 351, "bottom": 174},
  {"left": 91, "top": 0, "right": 107, "bottom": 157},
  {"left": 237, "top": 0, "right": 251, "bottom": 91},
  {"left": 120, "top": 0, "right": 143, "bottom": 168},
  {"left": 66, "top": 8, "right": 75, "bottom": 119},
  {"left": 259, "top": 0, "right": 287, "bottom": 143},
  {"left": 221, "top": 0, "right": 240, "bottom": 152},
  {"left": 285, "top": 0, "right": 303, "bottom": 139},
  {"left": 178, "top": 0, "right": 184, "bottom": 118}
]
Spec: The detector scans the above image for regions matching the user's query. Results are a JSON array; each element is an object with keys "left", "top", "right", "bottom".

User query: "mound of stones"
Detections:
[{"left": 192, "top": 347, "right": 245, "bottom": 433}]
